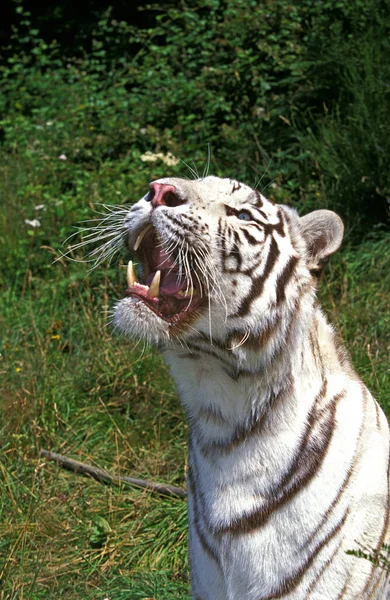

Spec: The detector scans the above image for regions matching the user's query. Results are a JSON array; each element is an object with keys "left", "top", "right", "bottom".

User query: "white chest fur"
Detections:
[{"left": 163, "top": 329, "right": 390, "bottom": 600}]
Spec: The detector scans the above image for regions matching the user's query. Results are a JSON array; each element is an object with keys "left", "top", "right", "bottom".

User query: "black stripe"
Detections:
[
  {"left": 178, "top": 352, "right": 202, "bottom": 361},
  {"left": 129, "top": 204, "right": 144, "bottom": 212},
  {"left": 275, "top": 255, "right": 299, "bottom": 305},
  {"left": 305, "top": 540, "right": 343, "bottom": 596},
  {"left": 273, "top": 209, "right": 286, "bottom": 238},
  {"left": 302, "top": 466, "right": 353, "bottom": 550},
  {"left": 216, "top": 386, "right": 346, "bottom": 537},
  {"left": 217, "top": 216, "right": 223, "bottom": 241},
  {"left": 233, "top": 230, "right": 243, "bottom": 270},
  {"left": 373, "top": 396, "right": 381, "bottom": 430},
  {"left": 185, "top": 342, "right": 236, "bottom": 374},
  {"left": 200, "top": 381, "right": 294, "bottom": 457},
  {"left": 302, "top": 383, "right": 367, "bottom": 548},
  {"left": 362, "top": 436, "right": 390, "bottom": 597},
  {"left": 188, "top": 442, "right": 222, "bottom": 568},
  {"left": 188, "top": 467, "right": 221, "bottom": 566},
  {"left": 336, "top": 579, "right": 351, "bottom": 599},
  {"left": 245, "top": 221, "right": 265, "bottom": 235},
  {"left": 197, "top": 404, "right": 229, "bottom": 425},
  {"left": 231, "top": 180, "right": 242, "bottom": 193},
  {"left": 242, "top": 228, "right": 260, "bottom": 245},
  {"left": 232, "top": 236, "right": 280, "bottom": 317},
  {"left": 252, "top": 189, "right": 264, "bottom": 207},
  {"left": 261, "top": 511, "right": 349, "bottom": 599},
  {"left": 257, "top": 208, "right": 268, "bottom": 220}
]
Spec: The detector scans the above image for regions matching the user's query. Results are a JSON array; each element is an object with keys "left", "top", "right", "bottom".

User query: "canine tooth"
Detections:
[
  {"left": 134, "top": 224, "right": 153, "bottom": 251},
  {"left": 126, "top": 261, "right": 138, "bottom": 287},
  {"left": 177, "top": 287, "right": 196, "bottom": 297},
  {"left": 148, "top": 270, "right": 161, "bottom": 298}
]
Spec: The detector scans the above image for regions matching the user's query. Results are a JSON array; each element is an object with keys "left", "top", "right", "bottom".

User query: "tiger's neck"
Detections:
[{"left": 162, "top": 301, "right": 342, "bottom": 446}]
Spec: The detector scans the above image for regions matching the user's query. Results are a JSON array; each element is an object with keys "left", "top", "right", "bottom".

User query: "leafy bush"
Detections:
[
  {"left": 298, "top": 0, "right": 390, "bottom": 228},
  {"left": 2, "top": 0, "right": 390, "bottom": 240}
]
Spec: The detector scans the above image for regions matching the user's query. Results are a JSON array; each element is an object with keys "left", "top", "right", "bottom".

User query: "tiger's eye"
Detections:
[{"left": 238, "top": 211, "right": 251, "bottom": 221}]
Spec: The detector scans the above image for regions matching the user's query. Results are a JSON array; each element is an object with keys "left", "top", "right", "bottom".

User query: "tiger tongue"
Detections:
[
  {"left": 153, "top": 248, "right": 187, "bottom": 294},
  {"left": 161, "top": 271, "right": 187, "bottom": 294},
  {"left": 146, "top": 270, "right": 187, "bottom": 295},
  {"left": 145, "top": 248, "right": 189, "bottom": 294}
]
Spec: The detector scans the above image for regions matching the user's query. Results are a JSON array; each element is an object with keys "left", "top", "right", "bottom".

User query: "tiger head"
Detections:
[{"left": 114, "top": 176, "right": 344, "bottom": 348}]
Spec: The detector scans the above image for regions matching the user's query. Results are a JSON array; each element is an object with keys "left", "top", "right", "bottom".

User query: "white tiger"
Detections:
[{"left": 113, "top": 176, "right": 390, "bottom": 599}]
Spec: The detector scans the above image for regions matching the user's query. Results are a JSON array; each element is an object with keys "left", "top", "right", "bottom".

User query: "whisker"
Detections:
[
  {"left": 226, "top": 330, "right": 250, "bottom": 350},
  {"left": 254, "top": 158, "right": 273, "bottom": 190},
  {"left": 202, "top": 144, "right": 211, "bottom": 179},
  {"left": 259, "top": 175, "right": 279, "bottom": 196},
  {"left": 179, "top": 158, "right": 199, "bottom": 180}
]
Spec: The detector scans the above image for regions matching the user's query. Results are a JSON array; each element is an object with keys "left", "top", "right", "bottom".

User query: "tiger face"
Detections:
[{"left": 114, "top": 176, "right": 343, "bottom": 346}]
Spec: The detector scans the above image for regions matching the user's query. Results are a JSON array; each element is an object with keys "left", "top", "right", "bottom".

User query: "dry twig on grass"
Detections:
[{"left": 40, "top": 449, "right": 187, "bottom": 499}]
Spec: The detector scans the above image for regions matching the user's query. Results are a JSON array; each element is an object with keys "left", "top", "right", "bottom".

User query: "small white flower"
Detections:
[
  {"left": 163, "top": 152, "right": 180, "bottom": 166},
  {"left": 254, "top": 107, "right": 265, "bottom": 117},
  {"left": 35, "top": 204, "right": 45, "bottom": 211},
  {"left": 46, "top": 121, "right": 53, "bottom": 126},
  {"left": 140, "top": 151, "right": 158, "bottom": 163},
  {"left": 25, "top": 218, "right": 41, "bottom": 228},
  {"left": 140, "top": 151, "right": 179, "bottom": 166},
  {"left": 58, "top": 154, "right": 67, "bottom": 160}
]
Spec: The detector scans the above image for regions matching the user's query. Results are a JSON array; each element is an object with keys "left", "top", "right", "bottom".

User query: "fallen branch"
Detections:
[{"left": 40, "top": 449, "right": 187, "bottom": 499}]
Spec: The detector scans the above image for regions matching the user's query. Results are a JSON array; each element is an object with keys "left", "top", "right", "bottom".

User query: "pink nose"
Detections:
[{"left": 149, "top": 183, "right": 184, "bottom": 208}]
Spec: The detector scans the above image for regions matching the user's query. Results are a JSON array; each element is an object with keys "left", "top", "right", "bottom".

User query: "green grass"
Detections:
[
  {"left": 319, "top": 235, "right": 390, "bottom": 413},
  {"left": 0, "top": 253, "right": 191, "bottom": 598}
]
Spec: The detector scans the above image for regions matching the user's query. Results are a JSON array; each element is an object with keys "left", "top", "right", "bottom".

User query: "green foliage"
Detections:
[
  {"left": 1, "top": 0, "right": 390, "bottom": 235},
  {"left": 298, "top": 0, "right": 390, "bottom": 227},
  {"left": 0, "top": 0, "right": 389, "bottom": 597}
]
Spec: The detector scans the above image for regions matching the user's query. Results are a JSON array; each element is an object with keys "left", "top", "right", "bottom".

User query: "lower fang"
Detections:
[
  {"left": 148, "top": 270, "right": 161, "bottom": 298},
  {"left": 177, "top": 288, "right": 196, "bottom": 297}
]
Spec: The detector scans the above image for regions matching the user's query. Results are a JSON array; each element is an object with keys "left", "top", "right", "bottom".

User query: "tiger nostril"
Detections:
[
  {"left": 164, "top": 191, "right": 183, "bottom": 207},
  {"left": 145, "top": 189, "right": 155, "bottom": 202},
  {"left": 149, "top": 183, "right": 184, "bottom": 208}
]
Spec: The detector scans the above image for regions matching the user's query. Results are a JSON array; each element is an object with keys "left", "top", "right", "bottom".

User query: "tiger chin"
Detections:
[{"left": 114, "top": 176, "right": 390, "bottom": 600}]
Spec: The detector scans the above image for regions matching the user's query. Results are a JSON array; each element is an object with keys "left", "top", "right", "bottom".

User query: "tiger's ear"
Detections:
[{"left": 299, "top": 209, "right": 344, "bottom": 272}]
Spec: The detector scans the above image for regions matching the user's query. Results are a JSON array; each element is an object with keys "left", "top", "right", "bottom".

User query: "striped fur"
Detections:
[{"left": 114, "top": 176, "right": 390, "bottom": 599}]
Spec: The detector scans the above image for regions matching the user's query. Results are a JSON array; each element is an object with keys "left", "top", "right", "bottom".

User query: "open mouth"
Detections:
[{"left": 124, "top": 224, "right": 204, "bottom": 324}]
